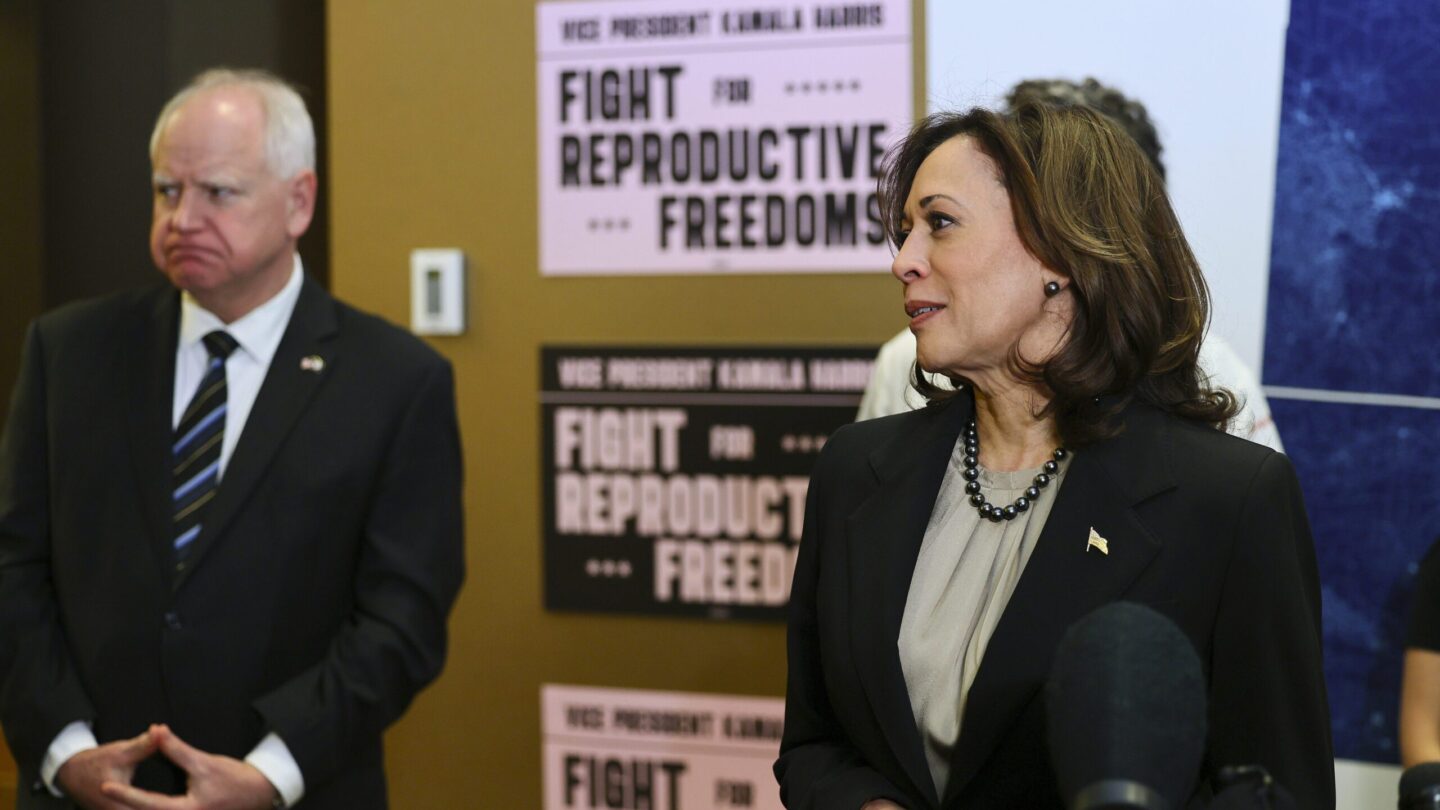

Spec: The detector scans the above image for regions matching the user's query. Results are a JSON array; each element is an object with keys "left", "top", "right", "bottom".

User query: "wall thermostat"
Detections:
[{"left": 410, "top": 248, "right": 466, "bottom": 336}]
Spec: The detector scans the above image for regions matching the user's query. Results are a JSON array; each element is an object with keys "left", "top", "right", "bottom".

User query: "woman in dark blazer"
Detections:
[{"left": 775, "top": 101, "right": 1334, "bottom": 809}]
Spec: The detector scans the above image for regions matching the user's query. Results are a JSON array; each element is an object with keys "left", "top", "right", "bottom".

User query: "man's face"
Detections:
[{"left": 149, "top": 87, "right": 314, "bottom": 319}]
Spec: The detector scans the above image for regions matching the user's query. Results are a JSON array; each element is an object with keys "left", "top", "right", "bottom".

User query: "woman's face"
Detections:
[{"left": 891, "top": 135, "right": 1069, "bottom": 386}]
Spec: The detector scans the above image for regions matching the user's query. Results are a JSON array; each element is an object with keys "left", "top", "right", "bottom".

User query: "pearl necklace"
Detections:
[{"left": 961, "top": 420, "right": 1068, "bottom": 522}]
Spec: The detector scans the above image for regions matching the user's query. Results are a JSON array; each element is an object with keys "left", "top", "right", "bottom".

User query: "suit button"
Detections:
[{"left": 164, "top": 611, "right": 183, "bottom": 630}]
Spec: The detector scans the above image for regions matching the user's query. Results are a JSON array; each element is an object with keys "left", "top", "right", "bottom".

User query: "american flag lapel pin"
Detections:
[
  {"left": 1086, "top": 527, "right": 1110, "bottom": 556},
  {"left": 300, "top": 355, "right": 325, "bottom": 373}
]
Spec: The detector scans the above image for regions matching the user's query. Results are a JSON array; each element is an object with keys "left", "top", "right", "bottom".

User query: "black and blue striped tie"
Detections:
[{"left": 172, "top": 330, "right": 239, "bottom": 563}]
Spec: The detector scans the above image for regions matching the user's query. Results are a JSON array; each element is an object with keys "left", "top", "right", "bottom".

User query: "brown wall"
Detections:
[
  {"left": 0, "top": 0, "right": 41, "bottom": 799},
  {"left": 329, "top": 0, "right": 924, "bottom": 805},
  {"left": 0, "top": 0, "right": 43, "bottom": 429}
]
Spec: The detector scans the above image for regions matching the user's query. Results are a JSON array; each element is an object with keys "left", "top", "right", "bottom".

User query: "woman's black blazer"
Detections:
[{"left": 775, "top": 393, "right": 1334, "bottom": 809}]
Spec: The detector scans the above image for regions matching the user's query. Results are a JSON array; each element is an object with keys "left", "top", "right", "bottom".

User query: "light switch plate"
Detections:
[{"left": 410, "top": 248, "right": 466, "bottom": 335}]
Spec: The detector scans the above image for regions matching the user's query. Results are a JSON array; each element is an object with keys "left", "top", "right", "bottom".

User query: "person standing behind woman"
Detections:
[{"left": 775, "top": 101, "right": 1333, "bottom": 808}]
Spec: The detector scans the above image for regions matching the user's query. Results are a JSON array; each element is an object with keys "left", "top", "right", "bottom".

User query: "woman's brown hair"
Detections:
[{"left": 878, "top": 101, "right": 1238, "bottom": 446}]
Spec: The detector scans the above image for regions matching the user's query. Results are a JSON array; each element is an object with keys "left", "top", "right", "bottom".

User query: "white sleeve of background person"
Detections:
[
  {"left": 857, "top": 328, "right": 942, "bottom": 420},
  {"left": 1199, "top": 335, "right": 1285, "bottom": 453}
]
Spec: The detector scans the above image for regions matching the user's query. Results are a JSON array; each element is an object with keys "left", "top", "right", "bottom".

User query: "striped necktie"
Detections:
[{"left": 172, "top": 330, "right": 239, "bottom": 565}]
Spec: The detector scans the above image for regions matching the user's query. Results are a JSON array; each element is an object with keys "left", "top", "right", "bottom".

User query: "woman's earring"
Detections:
[{"left": 1044, "top": 281, "right": 1062, "bottom": 297}]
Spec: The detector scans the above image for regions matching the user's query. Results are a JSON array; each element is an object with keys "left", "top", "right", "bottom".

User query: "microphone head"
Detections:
[
  {"left": 1047, "top": 602, "right": 1207, "bottom": 809},
  {"left": 1399, "top": 762, "right": 1440, "bottom": 808}
]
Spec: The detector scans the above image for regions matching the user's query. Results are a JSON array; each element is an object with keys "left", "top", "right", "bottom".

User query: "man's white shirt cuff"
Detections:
[
  {"left": 41, "top": 720, "right": 98, "bottom": 797},
  {"left": 245, "top": 732, "right": 305, "bottom": 808}
]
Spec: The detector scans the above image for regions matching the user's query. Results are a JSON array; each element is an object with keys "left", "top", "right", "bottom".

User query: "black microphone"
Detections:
[
  {"left": 1047, "top": 602, "right": 1207, "bottom": 810},
  {"left": 1399, "top": 763, "right": 1440, "bottom": 808},
  {"left": 1206, "top": 765, "right": 1296, "bottom": 810}
]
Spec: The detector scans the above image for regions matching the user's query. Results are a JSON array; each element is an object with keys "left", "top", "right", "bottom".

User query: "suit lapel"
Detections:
[
  {"left": 173, "top": 278, "right": 339, "bottom": 590},
  {"left": 125, "top": 288, "right": 182, "bottom": 585},
  {"left": 845, "top": 395, "right": 973, "bottom": 808},
  {"left": 940, "top": 402, "right": 1175, "bottom": 805}
]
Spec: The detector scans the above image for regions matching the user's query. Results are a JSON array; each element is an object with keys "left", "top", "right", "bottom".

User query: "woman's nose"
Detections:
[{"left": 891, "top": 237, "right": 928, "bottom": 283}]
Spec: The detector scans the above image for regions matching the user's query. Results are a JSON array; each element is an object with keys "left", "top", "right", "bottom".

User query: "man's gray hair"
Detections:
[{"left": 149, "top": 68, "right": 316, "bottom": 179}]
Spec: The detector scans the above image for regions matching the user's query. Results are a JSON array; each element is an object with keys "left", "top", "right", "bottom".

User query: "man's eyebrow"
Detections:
[{"left": 151, "top": 174, "right": 245, "bottom": 188}]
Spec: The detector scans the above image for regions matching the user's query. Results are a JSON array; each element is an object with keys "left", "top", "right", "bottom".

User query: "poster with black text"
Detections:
[
  {"left": 542, "top": 346, "right": 873, "bottom": 620},
  {"left": 542, "top": 684, "right": 784, "bottom": 810},
  {"left": 536, "top": 0, "right": 912, "bottom": 274}
]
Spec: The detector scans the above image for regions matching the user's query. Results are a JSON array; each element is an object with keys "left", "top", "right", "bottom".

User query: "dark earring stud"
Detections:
[{"left": 1044, "top": 281, "right": 1062, "bottom": 297}]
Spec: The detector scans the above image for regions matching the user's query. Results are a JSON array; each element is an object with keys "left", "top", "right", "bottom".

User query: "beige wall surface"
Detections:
[{"left": 328, "top": 1, "right": 923, "bottom": 804}]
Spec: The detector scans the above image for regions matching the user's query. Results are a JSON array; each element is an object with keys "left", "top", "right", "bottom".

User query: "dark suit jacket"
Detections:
[
  {"left": 775, "top": 393, "right": 1333, "bottom": 809},
  {"left": 0, "top": 277, "right": 464, "bottom": 809}
]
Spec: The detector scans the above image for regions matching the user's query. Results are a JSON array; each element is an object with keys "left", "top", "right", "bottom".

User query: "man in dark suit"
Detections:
[{"left": 0, "top": 68, "right": 464, "bottom": 809}]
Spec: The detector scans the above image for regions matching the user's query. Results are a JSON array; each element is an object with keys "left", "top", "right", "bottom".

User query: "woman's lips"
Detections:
[{"left": 906, "top": 301, "right": 945, "bottom": 327}]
